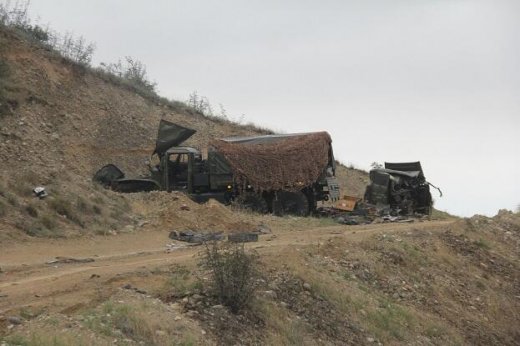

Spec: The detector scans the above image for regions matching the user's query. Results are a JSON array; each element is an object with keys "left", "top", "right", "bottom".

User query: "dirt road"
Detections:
[{"left": 0, "top": 220, "right": 453, "bottom": 316}]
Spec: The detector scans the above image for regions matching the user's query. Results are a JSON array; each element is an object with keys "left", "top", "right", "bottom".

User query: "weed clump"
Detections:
[{"left": 199, "top": 242, "right": 260, "bottom": 313}]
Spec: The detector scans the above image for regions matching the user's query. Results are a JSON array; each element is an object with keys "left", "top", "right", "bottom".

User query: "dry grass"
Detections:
[
  {"left": 254, "top": 299, "right": 310, "bottom": 345},
  {"left": 82, "top": 295, "right": 201, "bottom": 346}
]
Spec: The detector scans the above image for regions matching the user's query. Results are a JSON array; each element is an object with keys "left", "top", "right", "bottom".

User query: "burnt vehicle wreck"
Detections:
[
  {"left": 94, "top": 120, "right": 340, "bottom": 216},
  {"left": 364, "top": 162, "right": 442, "bottom": 216}
]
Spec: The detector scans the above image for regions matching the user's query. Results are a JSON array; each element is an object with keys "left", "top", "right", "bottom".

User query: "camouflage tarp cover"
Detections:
[{"left": 209, "top": 132, "right": 332, "bottom": 191}]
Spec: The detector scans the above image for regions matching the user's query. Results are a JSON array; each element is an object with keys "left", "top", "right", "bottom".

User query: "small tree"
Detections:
[
  {"left": 199, "top": 241, "right": 260, "bottom": 313},
  {"left": 99, "top": 56, "right": 156, "bottom": 92},
  {"left": 187, "top": 91, "right": 213, "bottom": 115}
]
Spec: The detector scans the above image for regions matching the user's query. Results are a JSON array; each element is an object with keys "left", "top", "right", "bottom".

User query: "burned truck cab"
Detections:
[
  {"left": 364, "top": 162, "right": 440, "bottom": 216},
  {"left": 160, "top": 147, "right": 200, "bottom": 192}
]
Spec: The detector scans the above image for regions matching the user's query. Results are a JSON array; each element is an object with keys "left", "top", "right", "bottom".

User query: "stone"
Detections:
[
  {"left": 263, "top": 290, "right": 278, "bottom": 300},
  {"left": 8, "top": 316, "right": 22, "bottom": 325},
  {"left": 185, "top": 310, "right": 198, "bottom": 318},
  {"left": 192, "top": 294, "right": 203, "bottom": 301},
  {"left": 302, "top": 282, "right": 312, "bottom": 291}
]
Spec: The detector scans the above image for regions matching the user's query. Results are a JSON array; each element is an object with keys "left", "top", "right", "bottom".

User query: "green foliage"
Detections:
[
  {"left": 474, "top": 238, "right": 491, "bottom": 250},
  {"left": 0, "top": 1, "right": 276, "bottom": 136},
  {"left": 99, "top": 56, "right": 156, "bottom": 94},
  {"left": 366, "top": 299, "right": 414, "bottom": 340},
  {"left": 167, "top": 265, "right": 202, "bottom": 296},
  {"left": 0, "top": 1, "right": 95, "bottom": 66},
  {"left": 53, "top": 32, "right": 95, "bottom": 66},
  {"left": 199, "top": 242, "right": 260, "bottom": 313},
  {"left": 187, "top": 91, "right": 213, "bottom": 115},
  {"left": 49, "top": 197, "right": 84, "bottom": 227}
]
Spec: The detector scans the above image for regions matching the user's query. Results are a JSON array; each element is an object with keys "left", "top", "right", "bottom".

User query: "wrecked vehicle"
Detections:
[
  {"left": 94, "top": 120, "right": 340, "bottom": 216},
  {"left": 364, "top": 162, "right": 442, "bottom": 216}
]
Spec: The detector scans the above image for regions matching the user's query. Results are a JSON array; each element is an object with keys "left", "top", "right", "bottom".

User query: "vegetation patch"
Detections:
[{"left": 199, "top": 242, "right": 260, "bottom": 313}]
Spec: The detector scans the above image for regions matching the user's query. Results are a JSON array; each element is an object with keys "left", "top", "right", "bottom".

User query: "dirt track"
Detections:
[{"left": 0, "top": 220, "right": 453, "bottom": 316}]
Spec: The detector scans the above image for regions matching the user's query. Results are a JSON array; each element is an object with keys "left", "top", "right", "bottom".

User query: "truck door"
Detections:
[{"left": 166, "top": 153, "right": 193, "bottom": 192}]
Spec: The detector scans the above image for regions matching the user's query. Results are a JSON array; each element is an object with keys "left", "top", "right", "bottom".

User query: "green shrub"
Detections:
[
  {"left": 25, "top": 203, "right": 38, "bottom": 217},
  {"left": 199, "top": 242, "right": 260, "bottom": 313},
  {"left": 49, "top": 197, "right": 84, "bottom": 227}
]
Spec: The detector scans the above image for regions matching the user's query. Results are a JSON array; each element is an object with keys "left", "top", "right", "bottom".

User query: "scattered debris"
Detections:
[
  {"left": 227, "top": 232, "right": 259, "bottom": 243},
  {"left": 169, "top": 230, "right": 225, "bottom": 244},
  {"left": 334, "top": 195, "right": 362, "bottom": 212},
  {"left": 46, "top": 257, "right": 95, "bottom": 264},
  {"left": 364, "top": 162, "right": 442, "bottom": 216},
  {"left": 255, "top": 222, "right": 271, "bottom": 234},
  {"left": 165, "top": 242, "right": 186, "bottom": 253},
  {"left": 32, "top": 186, "right": 48, "bottom": 199}
]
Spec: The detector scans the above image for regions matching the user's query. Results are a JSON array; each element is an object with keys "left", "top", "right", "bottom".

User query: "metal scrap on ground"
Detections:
[
  {"left": 169, "top": 230, "right": 225, "bottom": 244},
  {"left": 364, "top": 161, "right": 441, "bottom": 216},
  {"left": 168, "top": 230, "right": 259, "bottom": 244},
  {"left": 46, "top": 257, "right": 95, "bottom": 264}
]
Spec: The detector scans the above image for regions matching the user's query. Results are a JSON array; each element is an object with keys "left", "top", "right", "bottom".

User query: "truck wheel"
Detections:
[
  {"left": 236, "top": 193, "right": 268, "bottom": 214},
  {"left": 272, "top": 191, "right": 309, "bottom": 216}
]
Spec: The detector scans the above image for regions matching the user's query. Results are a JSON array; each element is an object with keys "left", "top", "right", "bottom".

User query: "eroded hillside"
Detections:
[{"left": 0, "top": 26, "right": 366, "bottom": 241}]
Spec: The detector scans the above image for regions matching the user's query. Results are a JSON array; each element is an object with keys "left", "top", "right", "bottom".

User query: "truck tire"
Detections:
[
  {"left": 236, "top": 193, "right": 268, "bottom": 214},
  {"left": 272, "top": 190, "right": 309, "bottom": 216}
]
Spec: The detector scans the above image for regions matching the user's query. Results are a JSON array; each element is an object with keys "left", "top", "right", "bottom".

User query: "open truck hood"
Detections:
[{"left": 153, "top": 120, "right": 196, "bottom": 157}]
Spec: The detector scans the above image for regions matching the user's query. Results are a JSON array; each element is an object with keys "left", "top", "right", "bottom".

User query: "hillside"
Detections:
[
  {"left": 0, "top": 26, "right": 367, "bottom": 241},
  {"left": 0, "top": 202, "right": 518, "bottom": 345},
  {"left": 1, "top": 23, "right": 518, "bottom": 346}
]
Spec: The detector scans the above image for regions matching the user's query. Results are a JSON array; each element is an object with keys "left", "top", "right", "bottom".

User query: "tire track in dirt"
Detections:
[{"left": 0, "top": 221, "right": 453, "bottom": 314}]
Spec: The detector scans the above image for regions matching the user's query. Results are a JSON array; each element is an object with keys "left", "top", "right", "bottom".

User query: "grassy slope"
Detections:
[{"left": 2, "top": 212, "right": 519, "bottom": 345}]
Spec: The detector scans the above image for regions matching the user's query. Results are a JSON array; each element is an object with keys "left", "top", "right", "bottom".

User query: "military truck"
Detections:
[
  {"left": 94, "top": 120, "right": 340, "bottom": 216},
  {"left": 364, "top": 162, "right": 442, "bottom": 215}
]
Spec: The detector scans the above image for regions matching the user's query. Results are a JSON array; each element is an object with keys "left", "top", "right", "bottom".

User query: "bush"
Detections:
[
  {"left": 49, "top": 197, "right": 84, "bottom": 227},
  {"left": 199, "top": 242, "right": 260, "bottom": 313},
  {"left": 99, "top": 56, "right": 156, "bottom": 94},
  {"left": 0, "top": 1, "right": 95, "bottom": 66}
]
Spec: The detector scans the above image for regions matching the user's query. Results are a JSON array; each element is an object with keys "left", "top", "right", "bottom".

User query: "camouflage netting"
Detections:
[{"left": 210, "top": 132, "right": 332, "bottom": 191}]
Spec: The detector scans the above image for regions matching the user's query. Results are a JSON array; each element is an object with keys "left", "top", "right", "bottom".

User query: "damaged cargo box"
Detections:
[{"left": 364, "top": 162, "right": 442, "bottom": 216}]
